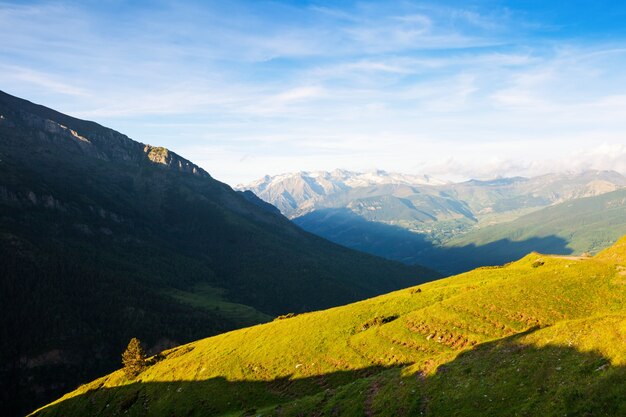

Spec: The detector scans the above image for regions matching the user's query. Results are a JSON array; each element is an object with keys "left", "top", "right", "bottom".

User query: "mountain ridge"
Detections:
[
  {"left": 0, "top": 91, "right": 208, "bottom": 177},
  {"left": 0, "top": 90, "right": 437, "bottom": 416},
  {"left": 240, "top": 168, "right": 626, "bottom": 220},
  {"left": 238, "top": 169, "right": 448, "bottom": 217}
]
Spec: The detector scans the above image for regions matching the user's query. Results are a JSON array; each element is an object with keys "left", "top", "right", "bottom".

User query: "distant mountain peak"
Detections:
[{"left": 238, "top": 169, "right": 448, "bottom": 216}]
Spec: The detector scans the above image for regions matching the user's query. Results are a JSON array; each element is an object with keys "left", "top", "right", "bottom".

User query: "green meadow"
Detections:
[{"left": 32, "top": 237, "right": 626, "bottom": 416}]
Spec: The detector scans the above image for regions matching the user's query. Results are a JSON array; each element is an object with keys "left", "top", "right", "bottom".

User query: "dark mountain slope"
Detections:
[
  {"left": 32, "top": 237, "right": 626, "bottom": 417},
  {"left": 0, "top": 90, "right": 438, "bottom": 416},
  {"left": 294, "top": 188, "right": 626, "bottom": 276}
]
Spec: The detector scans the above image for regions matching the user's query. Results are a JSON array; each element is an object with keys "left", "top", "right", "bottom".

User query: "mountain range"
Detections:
[
  {"left": 0, "top": 90, "right": 437, "bottom": 416},
  {"left": 241, "top": 169, "right": 626, "bottom": 226},
  {"left": 240, "top": 169, "right": 448, "bottom": 218},
  {"left": 241, "top": 169, "right": 626, "bottom": 274}
]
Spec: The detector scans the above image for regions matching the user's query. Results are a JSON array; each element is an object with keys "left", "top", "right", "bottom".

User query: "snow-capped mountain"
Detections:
[
  {"left": 237, "top": 169, "right": 447, "bottom": 216},
  {"left": 239, "top": 169, "right": 626, "bottom": 224},
  {"left": 239, "top": 168, "right": 626, "bottom": 274}
]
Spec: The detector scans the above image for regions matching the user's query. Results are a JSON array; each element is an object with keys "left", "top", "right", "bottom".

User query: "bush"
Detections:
[
  {"left": 274, "top": 312, "right": 297, "bottom": 321},
  {"left": 122, "top": 338, "right": 147, "bottom": 379}
]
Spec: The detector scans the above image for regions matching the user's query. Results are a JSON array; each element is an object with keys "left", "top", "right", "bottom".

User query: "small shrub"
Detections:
[
  {"left": 361, "top": 315, "right": 399, "bottom": 331},
  {"left": 532, "top": 260, "right": 545, "bottom": 268},
  {"left": 162, "top": 345, "right": 194, "bottom": 360},
  {"left": 274, "top": 312, "right": 297, "bottom": 321},
  {"left": 147, "top": 352, "right": 166, "bottom": 366}
]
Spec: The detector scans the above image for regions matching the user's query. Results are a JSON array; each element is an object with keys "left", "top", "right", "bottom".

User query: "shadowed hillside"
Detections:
[
  {"left": 32, "top": 237, "right": 626, "bottom": 416},
  {"left": 294, "top": 208, "right": 573, "bottom": 275},
  {"left": 295, "top": 190, "right": 626, "bottom": 276},
  {"left": 30, "top": 338, "right": 626, "bottom": 417},
  {"left": 258, "top": 172, "right": 626, "bottom": 273},
  {"left": 0, "top": 90, "right": 437, "bottom": 416}
]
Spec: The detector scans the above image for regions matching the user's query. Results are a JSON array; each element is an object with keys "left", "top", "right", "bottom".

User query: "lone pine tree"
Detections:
[{"left": 121, "top": 338, "right": 146, "bottom": 379}]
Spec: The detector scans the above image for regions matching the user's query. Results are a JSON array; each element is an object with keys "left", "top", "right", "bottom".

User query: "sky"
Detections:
[{"left": 2, "top": 0, "right": 626, "bottom": 186}]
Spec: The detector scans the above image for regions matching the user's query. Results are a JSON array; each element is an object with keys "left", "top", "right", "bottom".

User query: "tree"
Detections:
[{"left": 122, "top": 337, "right": 146, "bottom": 379}]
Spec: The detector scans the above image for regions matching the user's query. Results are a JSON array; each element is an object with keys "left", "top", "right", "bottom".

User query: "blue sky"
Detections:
[{"left": 2, "top": 0, "right": 626, "bottom": 185}]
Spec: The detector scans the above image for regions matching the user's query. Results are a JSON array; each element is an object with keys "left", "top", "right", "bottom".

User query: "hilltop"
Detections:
[
  {"left": 33, "top": 236, "right": 626, "bottom": 416},
  {"left": 0, "top": 90, "right": 437, "bottom": 416}
]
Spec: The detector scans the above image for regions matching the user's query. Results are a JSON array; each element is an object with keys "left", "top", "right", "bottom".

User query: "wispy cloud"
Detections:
[
  {"left": 1, "top": 1, "right": 626, "bottom": 185},
  {"left": 2, "top": 65, "right": 89, "bottom": 97},
  {"left": 417, "top": 143, "right": 626, "bottom": 181}
]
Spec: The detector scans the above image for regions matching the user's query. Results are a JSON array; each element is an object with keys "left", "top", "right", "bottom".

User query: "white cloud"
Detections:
[
  {"left": 411, "top": 142, "right": 626, "bottom": 182},
  {"left": 2, "top": 1, "right": 626, "bottom": 186},
  {"left": 1, "top": 65, "right": 88, "bottom": 97},
  {"left": 272, "top": 86, "right": 326, "bottom": 104}
]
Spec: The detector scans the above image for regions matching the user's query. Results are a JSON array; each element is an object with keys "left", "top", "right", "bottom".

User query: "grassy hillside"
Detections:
[
  {"left": 297, "top": 190, "right": 626, "bottom": 276},
  {"left": 446, "top": 188, "right": 626, "bottom": 256},
  {"left": 0, "top": 90, "right": 437, "bottom": 416},
  {"left": 33, "top": 237, "right": 626, "bottom": 416},
  {"left": 294, "top": 209, "right": 572, "bottom": 276}
]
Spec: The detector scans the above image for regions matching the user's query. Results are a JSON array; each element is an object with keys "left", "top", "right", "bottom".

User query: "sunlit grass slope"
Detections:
[
  {"left": 33, "top": 237, "right": 626, "bottom": 416},
  {"left": 448, "top": 188, "right": 626, "bottom": 257}
]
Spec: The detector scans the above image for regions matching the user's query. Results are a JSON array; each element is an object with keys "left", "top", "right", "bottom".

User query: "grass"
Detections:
[
  {"left": 449, "top": 188, "right": 626, "bottom": 256},
  {"left": 32, "top": 237, "right": 626, "bottom": 416},
  {"left": 164, "top": 283, "right": 272, "bottom": 326},
  {"left": 1, "top": 89, "right": 439, "bottom": 416}
]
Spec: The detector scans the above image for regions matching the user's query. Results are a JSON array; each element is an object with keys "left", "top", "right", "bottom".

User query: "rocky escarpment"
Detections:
[{"left": 0, "top": 90, "right": 208, "bottom": 178}]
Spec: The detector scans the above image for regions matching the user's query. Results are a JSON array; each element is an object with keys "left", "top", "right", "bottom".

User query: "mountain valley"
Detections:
[
  {"left": 32, "top": 235, "right": 626, "bottom": 417},
  {"left": 6, "top": 2, "right": 626, "bottom": 416},
  {"left": 242, "top": 170, "right": 626, "bottom": 274},
  {"left": 0, "top": 91, "right": 437, "bottom": 416}
]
